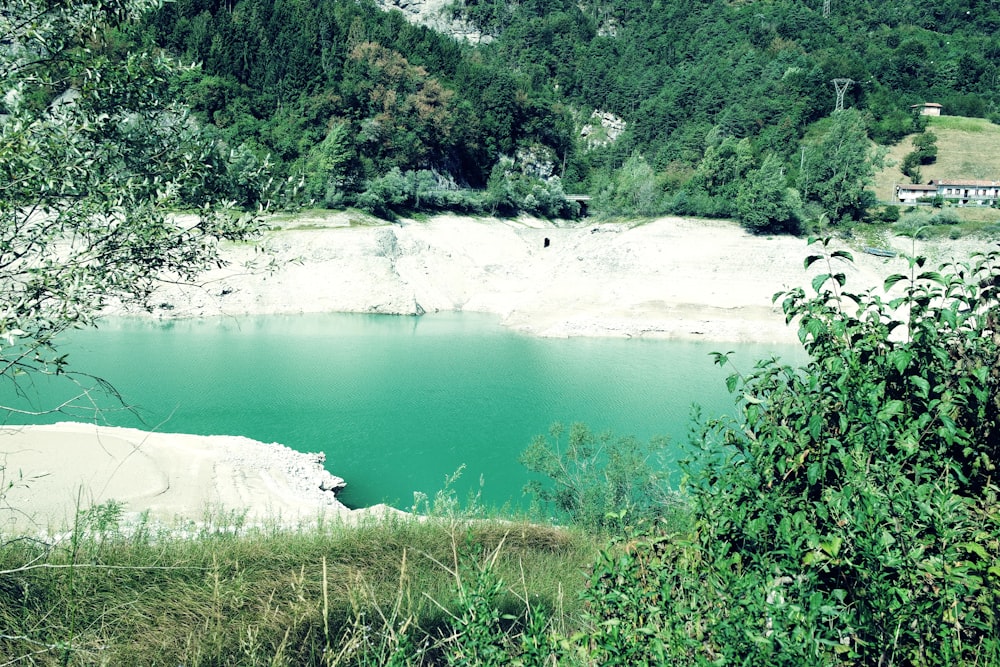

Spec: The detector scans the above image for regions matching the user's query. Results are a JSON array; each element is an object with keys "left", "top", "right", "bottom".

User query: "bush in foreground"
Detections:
[{"left": 642, "top": 240, "right": 1000, "bottom": 664}]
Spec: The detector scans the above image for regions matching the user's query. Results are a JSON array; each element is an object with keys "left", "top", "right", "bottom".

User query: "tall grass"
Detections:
[
  {"left": 0, "top": 510, "right": 598, "bottom": 666},
  {"left": 928, "top": 115, "right": 994, "bottom": 132}
]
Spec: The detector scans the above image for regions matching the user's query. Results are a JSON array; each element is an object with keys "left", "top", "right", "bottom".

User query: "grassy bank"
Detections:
[
  {"left": 873, "top": 115, "right": 1000, "bottom": 201},
  {"left": 0, "top": 513, "right": 598, "bottom": 666}
]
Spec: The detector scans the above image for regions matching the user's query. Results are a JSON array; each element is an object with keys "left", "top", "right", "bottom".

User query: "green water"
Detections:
[{"left": 1, "top": 313, "right": 801, "bottom": 510}]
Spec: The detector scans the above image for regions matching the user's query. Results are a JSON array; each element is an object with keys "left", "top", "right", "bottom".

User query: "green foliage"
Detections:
[
  {"left": 678, "top": 239, "right": 1000, "bottom": 663},
  {"left": 911, "top": 131, "right": 939, "bottom": 164},
  {"left": 77, "top": 499, "right": 126, "bottom": 536},
  {"left": 902, "top": 131, "right": 938, "bottom": 183},
  {"left": 485, "top": 158, "right": 579, "bottom": 219},
  {"left": 902, "top": 156, "right": 923, "bottom": 184},
  {"left": 736, "top": 153, "right": 802, "bottom": 235},
  {"left": 129, "top": 0, "right": 1000, "bottom": 221},
  {"left": 0, "top": 0, "right": 268, "bottom": 406},
  {"left": 442, "top": 537, "right": 516, "bottom": 667},
  {"left": 681, "top": 136, "right": 755, "bottom": 219},
  {"left": 893, "top": 208, "right": 962, "bottom": 237},
  {"left": 799, "top": 110, "right": 884, "bottom": 224},
  {"left": 876, "top": 205, "right": 901, "bottom": 223},
  {"left": 357, "top": 168, "right": 486, "bottom": 218},
  {"left": 579, "top": 527, "right": 701, "bottom": 664},
  {"left": 590, "top": 152, "right": 674, "bottom": 218},
  {"left": 941, "top": 93, "right": 989, "bottom": 119},
  {"left": 520, "top": 423, "right": 679, "bottom": 532},
  {"left": 870, "top": 108, "right": 928, "bottom": 145},
  {"left": 302, "top": 121, "right": 358, "bottom": 208},
  {"left": 555, "top": 241, "right": 1000, "bottom": 665}
]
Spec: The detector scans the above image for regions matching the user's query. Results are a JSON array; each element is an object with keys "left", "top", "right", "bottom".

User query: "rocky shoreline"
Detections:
[
  {"left": 0, "top": 423, "right": 389, "bottom": 536},
  {"left": 117, "top": 212, "right": 991, "bottom": 344},
  {"left": 9, "top": 214, "right": 992, "bottom": 533}
]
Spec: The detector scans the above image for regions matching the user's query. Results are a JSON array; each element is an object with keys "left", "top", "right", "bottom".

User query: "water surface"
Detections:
[{"left": 1, "top": 313, "right": 801, "bottom": 509}]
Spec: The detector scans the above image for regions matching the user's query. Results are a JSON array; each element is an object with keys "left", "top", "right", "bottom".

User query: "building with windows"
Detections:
[
  {"left": 895, "top": 183, "right": 939, "bottom": 205},
  {"left": 895, "top": 179, "right": 1000, "bottom": 206}
]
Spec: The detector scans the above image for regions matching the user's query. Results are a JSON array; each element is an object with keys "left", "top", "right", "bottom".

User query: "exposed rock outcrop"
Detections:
[
  {"left": 580, "top": 110, "right": 627, "bottom": 149},
  {"left": 373, "top": 0, "right": 490, "bottom": 43}
]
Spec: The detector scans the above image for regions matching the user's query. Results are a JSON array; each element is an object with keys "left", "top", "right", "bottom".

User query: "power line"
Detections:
[{"left": 832, "top": 78, "right": 854, "bottom": 112}]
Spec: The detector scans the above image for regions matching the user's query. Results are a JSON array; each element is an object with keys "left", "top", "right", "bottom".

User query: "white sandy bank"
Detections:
[
  {"left": 0, "top": 423, "right": 402, "bottom": 536},
  {"left": 128, "top": 213, "right": 986, "bottom": 344}
]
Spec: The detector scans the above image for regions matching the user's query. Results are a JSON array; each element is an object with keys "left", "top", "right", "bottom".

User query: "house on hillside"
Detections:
[
  {"left": 910, "top": 102, "right": 943, "bottom": 116},
  {"left": 895, "top": 183, "right": 939, "bottom": 205},
  {"left": 896, "top": 179, "right": 1000, "bottom": 206}
]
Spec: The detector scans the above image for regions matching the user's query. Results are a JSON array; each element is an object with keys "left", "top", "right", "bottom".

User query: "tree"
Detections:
[
  {"left": 911, "top": 130, "right": 938, "bottom": 164},
  {"left": 687, "top": 243, "right": 1000, "bottom": 662},
  {"left": 484, "top": 156, "right": 578, "bottom": 219},
  {"left": 591, "top": 152, "right": 669, "bottom": 217},
  {"left": 901, "top": 131, "right": 937, "bottom": 184},
  {"left": 901, "top": 151, "right": 922, "bottom": 183},
  {"left": 0, "top": 0, "right": 268, "bottom": 411},
  {"left": 799, "top": 110, "right": 884, "bottom": 224},
  {"left": 736, "top": 153, "right": 802, "bottom": 234},
  {"left": 693, "top": 137, "right": 754, "bottom": 200},
  {"left": 302, "top": 121, "right": 357, "bottom": 207}
]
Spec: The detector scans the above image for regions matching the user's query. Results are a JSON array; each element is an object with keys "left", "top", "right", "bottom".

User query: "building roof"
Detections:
[
  {"left": 930, "top": 179, "right": 1000, "bottom": 187},
  {"left": 910, "top": 102, "right": 943, "bottom": 109},
  {"left": 896, "top": 184, "right": 938, "bottom": 191}
]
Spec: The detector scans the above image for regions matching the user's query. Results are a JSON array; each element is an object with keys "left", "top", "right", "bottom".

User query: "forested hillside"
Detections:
[{"left": 133, "top": 0, "right": 1000, "bottom": 228}]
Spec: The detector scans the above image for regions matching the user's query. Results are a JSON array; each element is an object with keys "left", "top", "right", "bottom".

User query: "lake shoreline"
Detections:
[
  {"left": 6, "top": 215, "right": 991, "bottom": 533},
  {"left": 113, "top": 212, "right": 983, "bottom": 345},
  {"left": 0, "top": 422, "right": 407, "bottom": 537}
]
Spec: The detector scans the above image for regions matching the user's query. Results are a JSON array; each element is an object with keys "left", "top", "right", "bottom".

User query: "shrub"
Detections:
[
  {"left": 680, "top": 240, "right": 1000, "bottom": 663},
  {"left": 356, "top": 168, "right": 485, "bottom": 217},
  {"left": 932, "top": 209, "right": 961, "bottom": 225},
  {"left": 485, "top": 158, "right": 580, "bottom": 219},
  {"left": 520, "top": 423, "right": 682, "bottom": 532},
  {"left": 877, "top": 205, "right": 900, "bottom": 223},
  {"left": 578, "top": 242, "right": 1000, "bottom": 665},
  {"left": 580, "top": 526, "right": 703, "bottom": 664}
]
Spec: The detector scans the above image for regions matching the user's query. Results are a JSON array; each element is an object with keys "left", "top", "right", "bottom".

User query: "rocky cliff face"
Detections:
[
  {"left": 373, "top": 0, "right": 490, "bottom": 43},
  {"left": 580, "top": 111, "right": 626, "bottom": 146}
]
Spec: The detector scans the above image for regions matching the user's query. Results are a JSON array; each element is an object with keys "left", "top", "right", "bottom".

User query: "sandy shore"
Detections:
[
  {"left": 126, "top": 213, "right": 987, "bottom": 344},
  {"left": 3, "top": 214, "right": 993, "bottom": 535},
  {"left": 0, "top": 423, "right": 401, "bottom": 536}
]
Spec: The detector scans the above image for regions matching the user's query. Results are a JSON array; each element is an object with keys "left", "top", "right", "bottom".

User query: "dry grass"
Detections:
[
  {"left": 0, "top": 515, "right": 598, "bottom": 666},
  {"left": 873, "top": 115, "right": 1000, "bottom": 223}
]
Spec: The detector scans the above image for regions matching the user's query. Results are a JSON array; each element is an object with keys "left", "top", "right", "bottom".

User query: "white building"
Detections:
[
  {"left": 909, "top": 102, "right": 943, "bottom": 116},
  {"left": 895, "top": 179, "right": 1000, "bottom": 206}
]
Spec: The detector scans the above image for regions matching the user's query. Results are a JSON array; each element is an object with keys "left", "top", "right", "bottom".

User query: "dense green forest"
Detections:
[{"left": 131, "top": 0, "right": 1000, "bottom": 226}]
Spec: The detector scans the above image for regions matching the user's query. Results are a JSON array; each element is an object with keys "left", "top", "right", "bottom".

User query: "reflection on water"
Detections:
[{"left": 0, "top": 313, "right": 803, "bottom": 509}]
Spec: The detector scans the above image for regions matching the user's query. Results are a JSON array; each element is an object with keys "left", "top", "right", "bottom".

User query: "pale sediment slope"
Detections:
[
  {"left": 133, "top": 213, "right": 988, "bottom": 344},
  {"left": 0, "top": 423, "right": 401, "bottom": 536}
]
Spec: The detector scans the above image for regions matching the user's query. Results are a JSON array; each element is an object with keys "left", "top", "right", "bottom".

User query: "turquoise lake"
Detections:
[{"left": 1, "top": 313, "right": 802, "bottom": 510}]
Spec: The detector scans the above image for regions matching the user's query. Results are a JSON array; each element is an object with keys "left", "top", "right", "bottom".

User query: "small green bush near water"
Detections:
[{"left": 519, "top": 423, "right": 685, "bottom": 533}]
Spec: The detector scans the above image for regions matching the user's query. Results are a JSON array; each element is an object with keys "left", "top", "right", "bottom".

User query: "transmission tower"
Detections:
[
  {"left": 832, "top": 78, "right": 854, "bottom": 111},
  {"left": 823, "top": 0, "right": 831, "bottom": 18}
]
